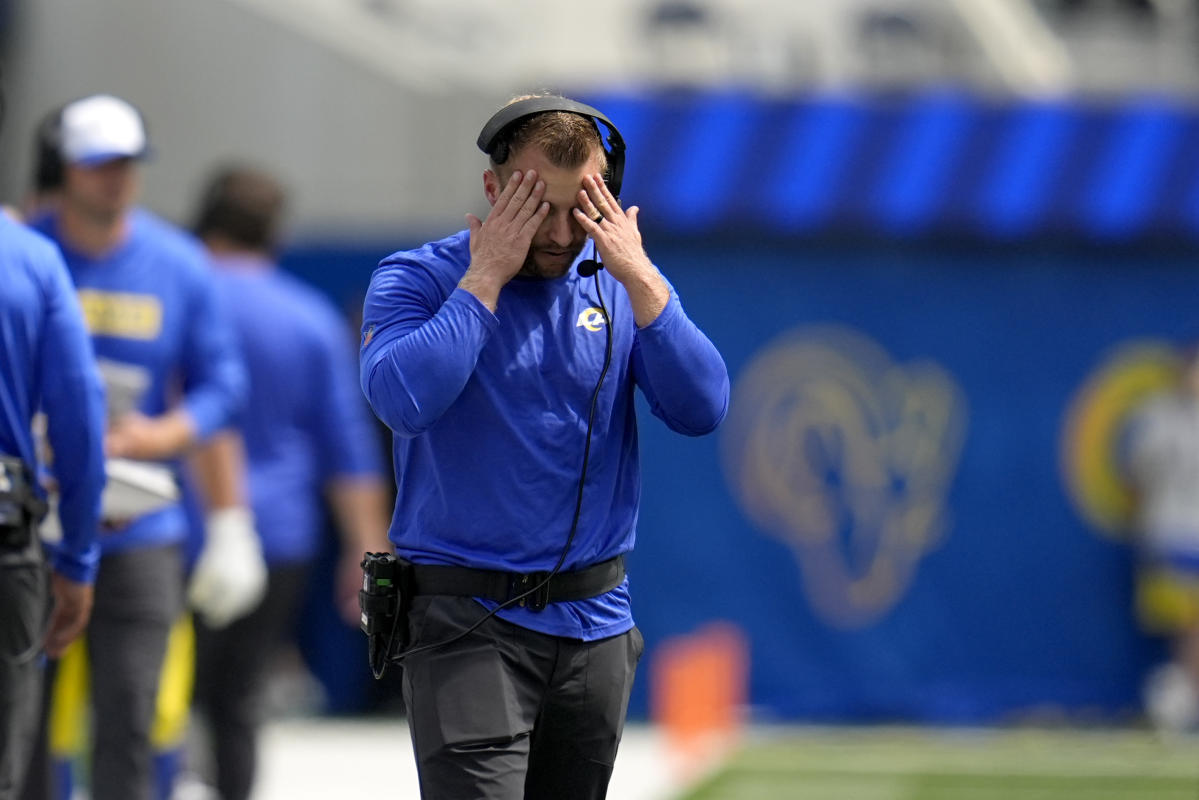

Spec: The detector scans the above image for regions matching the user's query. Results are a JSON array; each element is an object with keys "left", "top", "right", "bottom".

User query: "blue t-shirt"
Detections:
[
  {"left": 0, "top": 215, "right": 106, "bottom": 582},
  {"left": 360, "top": 230, "right": 729, "bottom": 640},
  {"left": 32, "top": 208, "right": 246, "bottom": 555},
  {"left": 211, "top": 254, "right": 384, "bottom": 564}
]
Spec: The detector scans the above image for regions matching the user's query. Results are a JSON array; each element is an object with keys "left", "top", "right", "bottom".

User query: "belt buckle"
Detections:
[{"left": 510, "top": 570, "right": 550, "bottom": 612}]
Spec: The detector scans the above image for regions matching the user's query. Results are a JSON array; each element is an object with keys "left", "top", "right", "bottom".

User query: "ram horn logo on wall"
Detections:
[
  {"left": 720, "top": 326, "right": 968, "bottom": 629},
  {"left": 1059, "top": 340, "right": 1180, "bottom": 538}
]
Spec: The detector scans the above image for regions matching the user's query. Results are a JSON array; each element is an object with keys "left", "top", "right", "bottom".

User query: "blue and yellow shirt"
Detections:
[{"left": 33, "top": 208, "right": 245, "bottom": 555}]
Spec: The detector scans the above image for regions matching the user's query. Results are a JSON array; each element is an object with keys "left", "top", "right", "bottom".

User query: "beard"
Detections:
[{"left": 518, "top": 242, "right": 584, "bottom": 280}]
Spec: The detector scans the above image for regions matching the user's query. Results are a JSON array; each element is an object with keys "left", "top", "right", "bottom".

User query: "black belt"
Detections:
[{"left": 405, "top": 555, "right": 625, "bottom": 612}]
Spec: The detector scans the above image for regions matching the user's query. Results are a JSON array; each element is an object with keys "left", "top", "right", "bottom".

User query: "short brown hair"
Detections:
[
  {"left": 489, "top": 94, "right": 608, "bottom": 176},
  {"left": 193, "top": 165, "right": 286, "bottom": 252}
]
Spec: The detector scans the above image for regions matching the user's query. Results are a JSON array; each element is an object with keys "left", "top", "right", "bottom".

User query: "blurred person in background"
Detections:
[
  {"left": 359, "top": 93, "right": 728, "bottom": 799},
  {"left": 25, "top": 103, "right": 266, "bottom": 800},
  {"left": 22, "top": 94, "right": 260, "bottom": 800},
  {"left": 1127, "top": 344, "right": 1199, "bottom": 734},
  {"left": 187, "top": 164, "right": 391, "bottom": 800},
  {"left": 0, "top": 143, "right": 106, "bottom": 798}
]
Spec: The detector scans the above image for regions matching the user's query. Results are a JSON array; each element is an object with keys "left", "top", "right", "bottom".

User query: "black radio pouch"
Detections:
[
  {"left": 359, "top": 552, "right": 413, "bottom": 678},
  {"left": 0, "top": 455, "right": 44, "bottom": 551}
]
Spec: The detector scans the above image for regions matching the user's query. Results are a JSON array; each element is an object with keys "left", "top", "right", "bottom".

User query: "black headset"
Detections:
[{"left": 476, "top": 96, "right": 626, "bottom": 200}]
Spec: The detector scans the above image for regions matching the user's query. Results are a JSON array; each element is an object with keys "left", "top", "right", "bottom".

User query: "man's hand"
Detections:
[
  {"left": 573, "top": 173, "right": 669, "bottom": 327},
  {"left": 336, "top": 549, "right": 367, "bottom": 626},
  {"left": 327, "top": 477, "right": 393, "bottom": 627},
  {"left": 44, "top": 574, "right": 93, "bottom": 658},
  {"left": 106, "top": 410, "right": 196, "bottom": 461},
  {"left": 459, "top": 169, "right": 548, "bottom": 311}
]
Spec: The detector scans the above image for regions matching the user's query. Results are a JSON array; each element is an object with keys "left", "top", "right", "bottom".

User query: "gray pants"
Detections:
[
  {"left": 193, "top": 562, "right": 310, "bottom": 800},
  {"left": 86, "top": 544, "right": 183, "bottom": 800},
  {"left": 0, "top": 540, "right": 48, "bottom": 800},
  {"left": 401, "top": 595, "right": 643, "bottom": 800}
]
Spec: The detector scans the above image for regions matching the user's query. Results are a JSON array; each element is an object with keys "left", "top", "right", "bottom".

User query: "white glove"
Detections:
[{"left": 187, "top": 507, "right": 267, "bottom": 629}]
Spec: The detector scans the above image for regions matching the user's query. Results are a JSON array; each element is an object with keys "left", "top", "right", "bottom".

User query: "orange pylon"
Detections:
[{"left": 649, "top": 622, "right": 749, "bottom": 772}]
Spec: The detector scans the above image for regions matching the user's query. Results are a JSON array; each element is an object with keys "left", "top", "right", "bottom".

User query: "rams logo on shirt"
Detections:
[
  {"left": 576, "top": 308, "right": 607, "bottom": 332},
  {"left": 721, "top": 325, "right": 967, "bottom": 629},
  {"left": 77, "top": 290, "right": 163, "bottom": 340}
]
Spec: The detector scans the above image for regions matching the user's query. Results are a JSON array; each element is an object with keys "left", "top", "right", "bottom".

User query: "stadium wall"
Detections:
[
  {"left": 282, "top": 91, "right": 1199, "bottom": 723},
  {"left": 282, "top": 232, "right": 1189, "bottom": 724}
]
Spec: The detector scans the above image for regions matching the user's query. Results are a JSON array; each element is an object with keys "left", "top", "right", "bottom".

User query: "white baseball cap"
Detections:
[{"left": 59, "top": 94, "right": 149, "bottom": 166}]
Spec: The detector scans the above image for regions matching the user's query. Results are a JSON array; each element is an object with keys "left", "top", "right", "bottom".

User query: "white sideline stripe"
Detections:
[
  {"left": 256, "top": 719, "right": 691, "bottom": 800},
  {"left": 251, "top": 720, "right": 1199, "bottom": 795}
]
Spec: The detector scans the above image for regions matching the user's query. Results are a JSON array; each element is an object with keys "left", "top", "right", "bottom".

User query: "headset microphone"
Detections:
[{"left": 577, "top": 259, "right": 602, "bottom": 278}]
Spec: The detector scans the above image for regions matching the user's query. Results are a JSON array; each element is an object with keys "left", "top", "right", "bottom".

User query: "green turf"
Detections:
[{"left": 676, "top": 726, "right": 1199, "bottom": 800}]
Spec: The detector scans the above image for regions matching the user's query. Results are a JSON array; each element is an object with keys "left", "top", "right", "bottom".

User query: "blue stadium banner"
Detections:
[
  {"left": 624, "top": 241, "right": 1195, "bottom": 723},
  {"left": 584, "top": 90, "right": 1199, "bottom": 242},
  {"left": 294, "top": 237, "right": 1193, "bottom": 722}
]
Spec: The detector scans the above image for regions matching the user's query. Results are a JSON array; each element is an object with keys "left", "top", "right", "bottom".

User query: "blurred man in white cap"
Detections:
[{"left": 22, "top": 94, "right": 262, "bottom": 800}]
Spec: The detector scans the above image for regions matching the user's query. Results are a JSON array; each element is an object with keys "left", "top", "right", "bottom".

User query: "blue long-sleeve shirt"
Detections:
[
  {"left": 361, "top": 231, "right": 728, "bottom": 639},
  {"left": 211, "top": 254, "right": 384, "bottom": 564},
  {"left": 0, "top": 215, "right": 106, "bottom": 582},
  {"left": 32, "top": 208, "right": 246, "bottom": 554}
]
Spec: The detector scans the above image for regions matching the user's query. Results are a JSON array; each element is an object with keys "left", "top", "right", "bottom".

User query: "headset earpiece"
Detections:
[{"left": 490, "top": 139, "right": 510, "bottom": 166}]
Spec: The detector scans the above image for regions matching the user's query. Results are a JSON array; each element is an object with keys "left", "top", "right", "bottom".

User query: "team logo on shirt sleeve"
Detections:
[
  {"left": 77, "top": 290, "right": 162, "bottom": 340},
  {"left": 576, "top": 308, "right": 607, "bottom": 332}
]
